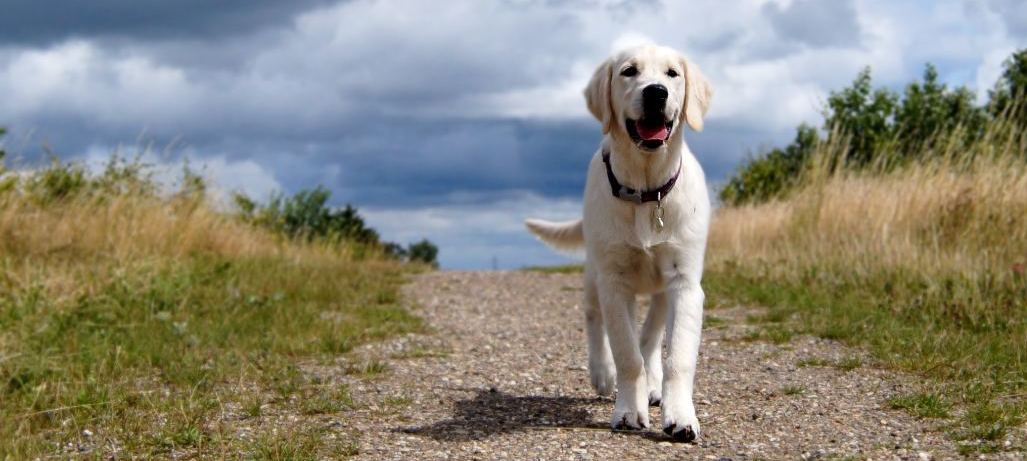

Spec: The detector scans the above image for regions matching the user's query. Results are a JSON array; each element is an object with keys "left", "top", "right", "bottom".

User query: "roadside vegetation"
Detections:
[
  {"left": 707, "top": 49, "right": 1027, "bottom": 453},
  {"left": 0, "top": 146, "right": 432, "bottom": 457}
]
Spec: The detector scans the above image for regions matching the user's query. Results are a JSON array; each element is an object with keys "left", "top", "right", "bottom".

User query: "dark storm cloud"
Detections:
[
  {"left": 2, "top": 0, "right": 1009, "bottom": 268},
  {"left": 0, "top": 0, "right": 337, "bottom": 45},
  {"left": 762, "top": 0, "right": 862, "bottom": 48}
]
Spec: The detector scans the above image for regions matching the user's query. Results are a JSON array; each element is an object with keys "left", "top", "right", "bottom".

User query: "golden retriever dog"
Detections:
[{"left": 526, "top": 44, "right": 712, "bottom": 441}]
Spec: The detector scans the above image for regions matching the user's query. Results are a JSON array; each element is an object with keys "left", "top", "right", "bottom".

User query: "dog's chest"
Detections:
[
  {"left": 631, "top": 203, "right": 668, "bottom": 248},
  {"left": 607, "top": 243, "right": 679, "bottom": 294}
]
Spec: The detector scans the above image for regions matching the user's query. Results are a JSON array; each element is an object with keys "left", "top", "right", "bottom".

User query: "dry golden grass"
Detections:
[
  {"left": 705, "top": 123, "right": 1027, "bottom": 453},
  {"left": 0, "top": 193, "right": 361, "bottom": 264},
  {"left": 710, "top": 153, "right": 1027, "bottom": 279},
  {"left": 0, "top": 165, "right": 419, "bottom": 458}
]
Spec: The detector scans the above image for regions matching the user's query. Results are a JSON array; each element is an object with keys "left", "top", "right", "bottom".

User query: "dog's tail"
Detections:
[{"left": 524, "top": 218, "right": 585, "bottom": 251}]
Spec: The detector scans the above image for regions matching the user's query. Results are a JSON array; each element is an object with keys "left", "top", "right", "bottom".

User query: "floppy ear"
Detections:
[
  {"left": 680, "top": 57, "right": 713, "bottom": 132},
  {"left": 584, "top": 58, "right": 614, "bottom": 134}
]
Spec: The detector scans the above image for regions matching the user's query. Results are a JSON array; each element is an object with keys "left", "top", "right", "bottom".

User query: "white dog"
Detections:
[{"left": 526, "top": 44, "right": 712, "bottom": 441}]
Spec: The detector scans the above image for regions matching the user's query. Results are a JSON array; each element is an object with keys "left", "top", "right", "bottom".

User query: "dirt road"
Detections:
[{"left": 327, "top": 271, "right": 975, "bottom": 460}]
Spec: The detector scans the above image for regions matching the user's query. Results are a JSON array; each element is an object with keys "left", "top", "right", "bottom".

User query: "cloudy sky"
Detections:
[{"left": 1, "top": 0, "right": 1025, "bottom": 268}]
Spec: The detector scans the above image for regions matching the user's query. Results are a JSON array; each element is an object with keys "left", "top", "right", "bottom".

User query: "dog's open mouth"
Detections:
[{"left": 626, "top": 117, "right": 674, "bottom": 149}]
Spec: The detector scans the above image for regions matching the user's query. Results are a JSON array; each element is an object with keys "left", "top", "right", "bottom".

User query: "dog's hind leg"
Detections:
[
  {"left": 640, "top": 292, "right": 669, "bottom": 406},
  {"left": 583, "top": 271, "right": 615, "bottom": 396}
]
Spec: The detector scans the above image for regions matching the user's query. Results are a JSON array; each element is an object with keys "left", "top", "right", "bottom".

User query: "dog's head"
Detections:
[{"left": 584, "top": 45, "right": 712, "bottom": 151}]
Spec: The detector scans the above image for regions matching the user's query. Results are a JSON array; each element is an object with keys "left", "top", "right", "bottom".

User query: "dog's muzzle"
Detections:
[{"left": 626, "top": 84, "right": 674, "bottom": 150}]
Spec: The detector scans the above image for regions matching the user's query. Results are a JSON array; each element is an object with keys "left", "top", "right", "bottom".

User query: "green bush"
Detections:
[
  {"left": 234, "top": 186, "right": 380, "bottom": 244},
  {"left": 719, "top": 124, "right": 818, "bottom": 205},
  {"left": 407, "top": 239, "right": 439, "bottom": 268},
  {"left": 720, "top": 49, "right": 1026, "bottom": 206},
  {"left": 988, "top": 48, "right": 1027, "bottom": 129},
  {"left": 233, "top": 187, "right": 439, "bottom": 267}
]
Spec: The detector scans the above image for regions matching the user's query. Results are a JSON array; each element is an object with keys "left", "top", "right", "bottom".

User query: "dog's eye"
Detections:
[
  {"left": 666, "top": 68, "right": 679, "bottom": 78},
  {"left": 620, "top": 66, "right": 638, "bottom": 77}
]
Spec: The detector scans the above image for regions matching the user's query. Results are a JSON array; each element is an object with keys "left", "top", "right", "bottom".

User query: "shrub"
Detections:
[
  {"left": 720, "top": 49, "right": 1026, "bottom": 205},
  {"left": 719, "top": 124, "right": 818, "bottom": 205},
  {"left": 235, "top": 186, "right": 380, "bottom": 244},
  {"left": 233, "top": 187, "right": 440, "bottom": 267},
  {"left": 407, "top": 239, "right": 439, "bottom": 268}
]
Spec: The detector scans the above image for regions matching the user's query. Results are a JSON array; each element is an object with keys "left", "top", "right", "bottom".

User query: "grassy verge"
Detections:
[
  {"left": 522, "top": 264, "right": 584, "bottom": 274},
  {"left": 0, "top": 160, "right": 422, "bottom": 458},
  {"left": 706, "top": 123, "right": 1027, "bottom": 453}
]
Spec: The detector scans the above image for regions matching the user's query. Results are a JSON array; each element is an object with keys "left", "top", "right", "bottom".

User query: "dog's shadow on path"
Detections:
[{"left": 398, "top": 388, "right": 663, "bottom": 442}]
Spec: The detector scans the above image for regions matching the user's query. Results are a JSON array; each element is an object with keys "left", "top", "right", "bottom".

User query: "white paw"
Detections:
[
  {"left": 610, "top": 376, "right": 650, "bottom": 430},
  {"left": 589, "top": 360, "right": 616, "bottom": 396},
  {"left": 648, "top": 387, "right": 662, "bottom": 407},
  {"left": 611, "top": 401, "right": 650, "bottom": 430},
  {"left": 661, "top": 396, "right": 699, "bottom": 442}
]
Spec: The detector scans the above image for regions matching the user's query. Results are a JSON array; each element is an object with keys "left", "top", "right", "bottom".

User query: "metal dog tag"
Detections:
[{"left": 653, "top": 192, "right": 665, "bottom": 230}]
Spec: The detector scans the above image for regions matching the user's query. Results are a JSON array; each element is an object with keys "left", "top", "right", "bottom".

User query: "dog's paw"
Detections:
[
  {"left": 648, "top": 388, "right": 662, "bottom": 407},
  {"left": 611, "top": 407, "right": 650, "bottom": 430},
  {"left": 589, "top": 361, "right": 616, "bottom": 396},
  {"left": 661, "top": 399, "right": 699, "bottom": 442},
  {"left": 646, "top": 375, "right": 662, "bottom": 406}
]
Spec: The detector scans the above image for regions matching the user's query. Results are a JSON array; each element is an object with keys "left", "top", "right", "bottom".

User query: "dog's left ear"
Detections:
[{"left": 680, "top": 57, "right": 712, "bottom": 132}]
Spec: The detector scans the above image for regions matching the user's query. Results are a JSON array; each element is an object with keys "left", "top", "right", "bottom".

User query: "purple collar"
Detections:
[{"left": 602, "top": 151, "right": 681, "bottom": 204}]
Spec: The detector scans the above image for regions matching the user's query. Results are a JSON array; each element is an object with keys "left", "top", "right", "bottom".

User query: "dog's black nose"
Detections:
[{"left": 642, "top": 84, "right": 668, "bottom": 111}]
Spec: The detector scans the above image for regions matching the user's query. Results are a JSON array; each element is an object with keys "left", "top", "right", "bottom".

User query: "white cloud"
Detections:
[
  {"left": 3, "top": 0, "right": 1027, "bottom": 269},
  {"left": 363, "top": 192, "right": 583, "bottom": 269},
  {"left": 2, "top": 0, "right": 1022, "bottom": 138}
]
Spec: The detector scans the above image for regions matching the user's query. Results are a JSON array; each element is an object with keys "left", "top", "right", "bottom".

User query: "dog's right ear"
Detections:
[{"left": 584, "top": 58, "right": 614, "bottom": 134}]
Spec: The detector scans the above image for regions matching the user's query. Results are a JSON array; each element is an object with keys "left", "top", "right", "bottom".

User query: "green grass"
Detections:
[
  {"left": 888, "top": 392, "right": 951, "bottom": 418},
  {"left": 0, "top": 254, "right": 419, "bottom": 457},
  {"left": 704, "top": 315, "right": 727, "bottom": 329},
  {"left": 740, "top": 324, "right": 794, "bottom": 344},
  {"left": 391, "top": 345, "right": 449, "bottom": 359},
  {"left": 345, "top": 360, "right": 389, "bottom": 378},
  {"left": 781, "top": 385, "right": 806, "bottom": 396},
  {"left": 834, "top": 356, "right": 863, "bottom": 371},
  {"left": 796, "top": 358, "right": 832, "bottom": 368},
  {"left": 522, "top": 264, "right": 584, "bottom": 274},
  {"left": 704, "top": 264, "right": 1026, "bottom": 452}
]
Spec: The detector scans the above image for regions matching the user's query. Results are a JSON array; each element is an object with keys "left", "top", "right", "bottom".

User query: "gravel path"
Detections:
[{"left": 332, "top": 271, "right": 979, "bottom": 460}]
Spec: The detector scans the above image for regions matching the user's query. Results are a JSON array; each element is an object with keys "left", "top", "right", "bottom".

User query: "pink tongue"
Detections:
[{"left": 636, "top": 121, "right": 668, "bottom": 141}]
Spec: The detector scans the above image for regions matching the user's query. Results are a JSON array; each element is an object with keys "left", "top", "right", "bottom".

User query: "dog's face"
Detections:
[{"left": 585, "top": 45, "right": 712, "bottom": 151}]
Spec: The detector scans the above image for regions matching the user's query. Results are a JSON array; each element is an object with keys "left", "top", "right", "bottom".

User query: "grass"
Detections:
[
  {"left": 795, "top": 357, "right": 862, "bottom": 371},
  {"left": 391, "top": 345, "right": 449, "bottom": 359},
  {"left": 888, "top": 392, "right": 952, "bottom": 418},
  {"left": 781, "top": 385, "right": 806, "bottom": 396},
  {"left": 740, "top": 325, "right": 794, "bottom": 344},
  {"left": 0, "top": 157, "right": 422, "bottom": 457},
  {"left": 522, "top": 264, "right": 583, "bottom": 274},
  {"left": 796, "top": 358, "right": 831, "bottom": 368},
  {"left": 705, "top": 117, "right": 1027, "bottom": 452},
  {"left": 344, "top": 360, "right": 389, "bottom": 378}
]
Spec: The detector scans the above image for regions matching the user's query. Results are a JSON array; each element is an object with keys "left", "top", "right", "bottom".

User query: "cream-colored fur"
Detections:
[{"left": 526, "top": 44, "right": 712, "bottom": 441}]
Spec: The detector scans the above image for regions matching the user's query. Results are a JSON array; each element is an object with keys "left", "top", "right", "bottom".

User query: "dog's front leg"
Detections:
[
  {"left": 640, "top": 292, "right": 669, "bottom": 406},
  {"left": 661, "top": 284, "right": 703, "bottom": 441},
  {"left": 598, "top": 280, "right": 649, "bottom": 430}
]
